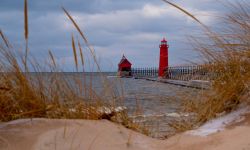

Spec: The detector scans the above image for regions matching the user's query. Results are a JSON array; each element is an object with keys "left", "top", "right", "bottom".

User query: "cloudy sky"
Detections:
[{"left": 0, "top": 0, "right": 232, "bottom": 71}]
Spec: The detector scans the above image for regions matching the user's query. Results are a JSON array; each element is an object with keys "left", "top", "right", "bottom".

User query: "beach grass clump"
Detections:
[
  {"left": 0, "top": 0, "right": 147, "bottom": 135},
  {"left": 0, "top": 30, "right": 103, "bottom": 121},
  {"left": 162, "top": 0, "right": 250, "bottom": 127},
  {"left": 191, "top": 2, "right": 250, "bottom": 123}
]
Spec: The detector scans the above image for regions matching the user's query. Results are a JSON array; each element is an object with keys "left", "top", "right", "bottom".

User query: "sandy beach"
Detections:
[{"left": 0, "top": 109, "right": 250, "bottom": 150}]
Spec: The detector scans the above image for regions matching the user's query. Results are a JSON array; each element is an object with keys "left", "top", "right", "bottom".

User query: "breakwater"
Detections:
[
  {"left": 132, "top": 65, "right": 211, "bottom": 81},
  {"left": 132, "top": 65, "right": 212, "bottom": 89}
]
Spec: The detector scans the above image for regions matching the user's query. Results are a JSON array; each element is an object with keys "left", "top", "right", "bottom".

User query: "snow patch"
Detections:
[
  {"left": 97, "top": 106, "right": 127, "bottom": 115},
  {"left": 130, "top": 112, "right": 191, "bottom": 119},
  {"left": 187, "top": 107, "right": 250, "bottom": 136}
]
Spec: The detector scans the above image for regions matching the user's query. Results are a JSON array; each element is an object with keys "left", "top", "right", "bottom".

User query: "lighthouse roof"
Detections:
[{"left": 161, "top": 38, "right": 167, "bottom": 42}]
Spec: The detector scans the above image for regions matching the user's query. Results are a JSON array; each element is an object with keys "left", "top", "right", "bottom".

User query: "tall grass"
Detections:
[
  {"left": 162, "top": 1, "right": 250, "bottom": 125},
  {"left": 0, "top": 0, "right": 149, "bottom": 135},
  {"left": 192, "top": 2, "right": 250, "bottom": 123}
]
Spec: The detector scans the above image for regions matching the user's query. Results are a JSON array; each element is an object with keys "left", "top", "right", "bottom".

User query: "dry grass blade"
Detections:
[
  {"left": 62, "top": 7, "right": 101, "bottom": 72},
  {"left": 48, "top": 50, "right": 56, "bottom": 67},
  {"left": 0, "top": 29, "right": 10, "bottom": 48},
  {"left": 24, "top": 0, "right": 29, "bottom": 70},
  {"left": 24, "top": 0, "right": 28, "bottom": 40},
  {"left": 77, "top": 39, "right": 84, "bottom": 68},
  {"left": 161, "top": 0, "right": 205, "bottom": 27},
  {"left": 71, "top": 34, "right": 78, "bottom": 71},
  {"left": 162, "top": 0, "right": 224, "bottom": 49},
  {"left": 62, "top": 7, "right": 87, "bottom": 44}
]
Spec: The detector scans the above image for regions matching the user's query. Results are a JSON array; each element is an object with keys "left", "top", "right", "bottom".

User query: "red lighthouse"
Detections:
[{"left": 158, "top": 38, "right": 169, "bottom": 77}]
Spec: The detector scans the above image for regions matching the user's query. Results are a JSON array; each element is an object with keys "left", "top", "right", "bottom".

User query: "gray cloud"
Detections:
[{"left": 0, "top": 0, "right": 234, "bottom": 71}]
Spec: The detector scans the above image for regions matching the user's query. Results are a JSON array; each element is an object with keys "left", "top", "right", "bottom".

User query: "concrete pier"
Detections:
[{"left": 134, "top": 77, "right": 211, "bottom": 89}]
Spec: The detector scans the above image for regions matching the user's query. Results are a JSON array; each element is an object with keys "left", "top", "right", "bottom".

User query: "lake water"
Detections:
[
  {"left": 110, "top": 76, "right": 199, "bottom": 138},
  {"left": 30, "top": 72, "right": 199, "bottom": 138}
]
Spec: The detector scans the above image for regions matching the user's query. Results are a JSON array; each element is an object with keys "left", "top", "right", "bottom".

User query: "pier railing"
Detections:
[
  {"left": 132, "top": 65, "right": 212, "bottom": 81},
  {"left": 166, "top": 65, "right": 211, "bottom": 81},
  {"left": 131, "top": 67, "right": 159, "bottom": 77}
]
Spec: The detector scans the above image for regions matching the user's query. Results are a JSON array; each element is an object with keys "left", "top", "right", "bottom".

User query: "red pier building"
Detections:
[
  {"left": 118, "top": 55, "right": 132, "bottom": 77},
  {"left": 158, "top": 38, "right": 169, "bottom": 77}
]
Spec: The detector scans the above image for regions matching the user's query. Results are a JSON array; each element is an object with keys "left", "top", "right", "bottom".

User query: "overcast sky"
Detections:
[{"left": 0, "top": 0, "right": 233, "bottom": 71}]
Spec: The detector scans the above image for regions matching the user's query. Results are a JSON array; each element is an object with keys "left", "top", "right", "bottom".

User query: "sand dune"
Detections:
[{"left": 0, "top": 111, "right": 250, "bottom": 150}]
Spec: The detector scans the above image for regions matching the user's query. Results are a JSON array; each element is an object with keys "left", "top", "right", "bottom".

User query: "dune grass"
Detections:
[
  {"left": 0, "top": 0, "right": 150, "bottom": 136},
  {"left": 162, "top": 0, "right": 250, "bottom": 128}
]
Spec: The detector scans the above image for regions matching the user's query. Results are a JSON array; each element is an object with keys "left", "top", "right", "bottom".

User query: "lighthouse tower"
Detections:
[{"left": 158, "top": 38, "right": 169, "bottom": 77}]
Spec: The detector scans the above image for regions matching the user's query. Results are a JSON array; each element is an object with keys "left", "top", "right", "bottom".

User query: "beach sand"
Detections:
[{"left": 0, "top": 111, "right": 250, "bottom": 150}]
